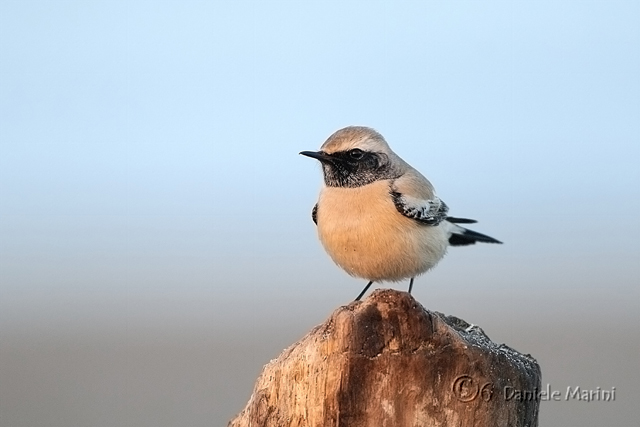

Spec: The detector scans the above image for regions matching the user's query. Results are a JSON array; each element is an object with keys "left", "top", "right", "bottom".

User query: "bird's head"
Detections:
[{"left": 300, "top": 126, "right": 405, "bottom": 188}]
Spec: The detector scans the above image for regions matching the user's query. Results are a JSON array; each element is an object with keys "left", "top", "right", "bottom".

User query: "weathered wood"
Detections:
[{"left": 229, "top": 289, "right": 540, "bottom": 427}]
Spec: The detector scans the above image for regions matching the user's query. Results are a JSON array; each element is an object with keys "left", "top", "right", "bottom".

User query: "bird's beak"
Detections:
[{"left": 299, "top": 151, "right": 332, "bottom": 162}]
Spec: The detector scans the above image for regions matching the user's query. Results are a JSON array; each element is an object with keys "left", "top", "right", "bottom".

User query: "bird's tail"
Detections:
[{"left": 446, "top": 219, "right": 502, "bottom": 246}]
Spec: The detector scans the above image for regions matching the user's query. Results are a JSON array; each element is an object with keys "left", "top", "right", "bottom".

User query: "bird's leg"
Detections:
[
  {"left": 408, "top": 277, "right": 415, "bottom": 294},
  {"left": 355, "top": 281, "right": 374, "bottom": 301}
]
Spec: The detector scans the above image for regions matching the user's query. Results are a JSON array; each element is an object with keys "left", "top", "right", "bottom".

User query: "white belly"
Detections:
[{"left": 316, "top": 181, "right": 448, "bottom": 282}]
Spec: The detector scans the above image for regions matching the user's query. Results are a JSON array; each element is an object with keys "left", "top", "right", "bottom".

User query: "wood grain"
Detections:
[{"left": 229, "top": 289, "right": 540, "bottom": 426}]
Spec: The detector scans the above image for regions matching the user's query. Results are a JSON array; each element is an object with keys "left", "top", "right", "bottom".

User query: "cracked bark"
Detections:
[{"left": 228, "top": 289, "right": 540, "bottom": 427}]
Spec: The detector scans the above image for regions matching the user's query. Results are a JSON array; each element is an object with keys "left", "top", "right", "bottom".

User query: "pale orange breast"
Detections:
[{"left": 316, "top": 181, "right": 448, "bottom": 282}]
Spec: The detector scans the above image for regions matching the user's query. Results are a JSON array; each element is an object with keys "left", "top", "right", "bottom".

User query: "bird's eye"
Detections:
[{"left": 349, "top": 149, "right": 364, "bottom": 160}]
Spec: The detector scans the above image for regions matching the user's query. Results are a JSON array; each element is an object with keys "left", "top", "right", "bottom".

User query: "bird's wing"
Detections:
[
  {"left": 312, "top": 203, "right": 318, "bottom": 225},
  {"left": 391, "top": 192, "right": 449, "bottom": 225},
  {"left": 389, "top": 174, "right": 448, "bottom": 226}
]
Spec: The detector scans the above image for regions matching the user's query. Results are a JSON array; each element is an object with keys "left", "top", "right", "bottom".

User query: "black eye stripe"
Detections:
[{"left": 319, "top": 150, "right": 402, "bottom": 188}]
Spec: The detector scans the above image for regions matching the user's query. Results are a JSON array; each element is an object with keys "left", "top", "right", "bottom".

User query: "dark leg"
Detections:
[
  {"left": 355, "top": 281, "right": 374, "bottom": 301},
  {"left": 408, "top": 277, "right": 415, "bottom": 294}
]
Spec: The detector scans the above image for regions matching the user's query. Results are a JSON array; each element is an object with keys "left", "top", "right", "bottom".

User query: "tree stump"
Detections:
[{"left": 228, "top": 289, "right": 540, "bottom": 426}]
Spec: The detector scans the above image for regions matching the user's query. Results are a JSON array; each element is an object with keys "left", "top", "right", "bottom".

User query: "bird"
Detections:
[{"left": 300, "top": 126, "right": 502, "bottom": 301}]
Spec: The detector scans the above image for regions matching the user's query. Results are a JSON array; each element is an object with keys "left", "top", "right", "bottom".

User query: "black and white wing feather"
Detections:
[
  {"left": 390, "top": 181, "right": 502, "bottom": 245},
  {"left": 390, "top": 191, "right": 449, "bottom": 226}
]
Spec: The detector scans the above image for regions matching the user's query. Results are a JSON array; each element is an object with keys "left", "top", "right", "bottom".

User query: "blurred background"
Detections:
[{"left": 1, "top": 1, "right": 638, "bottom": 426}]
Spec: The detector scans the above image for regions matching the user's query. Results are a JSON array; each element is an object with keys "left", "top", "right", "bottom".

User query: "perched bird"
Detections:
[{"left": 300, "top": 126, "right": 502, "bottom": 301}]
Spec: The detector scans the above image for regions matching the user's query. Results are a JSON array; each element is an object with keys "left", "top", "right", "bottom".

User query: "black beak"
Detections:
[{"left": 299, "top": 151, "right": 333, "bottom": 162}]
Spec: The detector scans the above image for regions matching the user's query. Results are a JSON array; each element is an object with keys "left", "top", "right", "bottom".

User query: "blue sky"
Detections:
[{"left": 1, "top": 1, "right": 639, "bottom": 425}]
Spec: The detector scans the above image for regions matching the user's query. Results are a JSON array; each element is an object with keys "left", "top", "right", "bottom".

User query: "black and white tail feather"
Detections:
[
  {"left": 390, "top": 191, "right": 502, "bottom": 247},
  {"left": 446, "top": 220, "right": 502, "bottom": 246}
]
